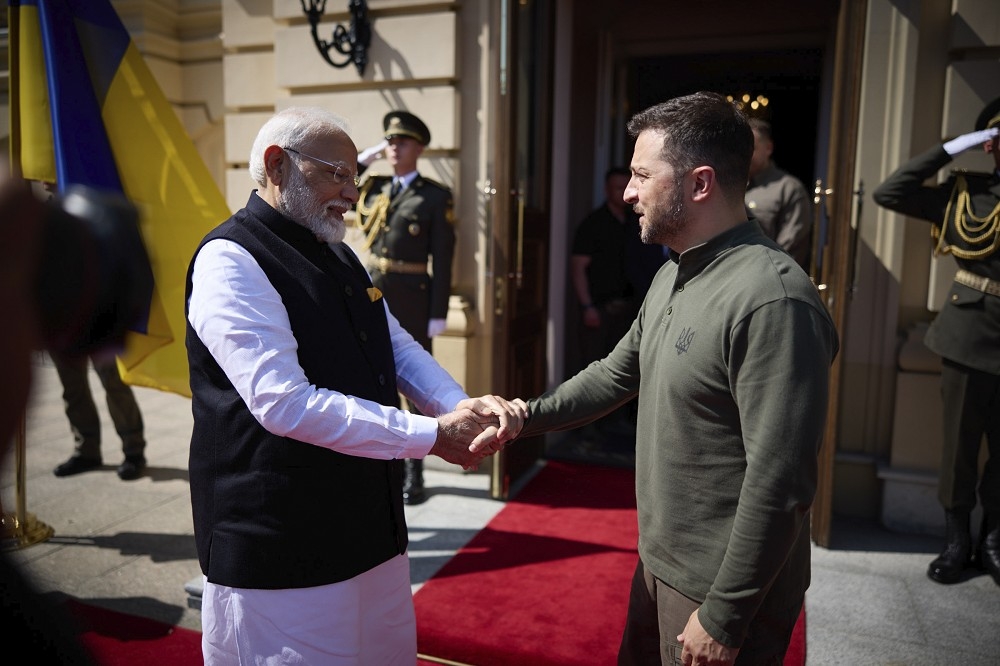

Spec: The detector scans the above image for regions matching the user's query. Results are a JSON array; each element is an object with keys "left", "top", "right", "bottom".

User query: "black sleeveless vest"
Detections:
[{"left": 186, "top": 193, "right": 407, "bottom": 589}]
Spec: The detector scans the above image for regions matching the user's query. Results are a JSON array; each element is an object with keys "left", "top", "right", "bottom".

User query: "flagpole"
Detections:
[{"left": 1, "top": 410, "right": 54, "bottom": 551}]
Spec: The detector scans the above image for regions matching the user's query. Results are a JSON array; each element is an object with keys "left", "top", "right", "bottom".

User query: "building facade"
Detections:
[{"left": 3, "top": 0, "right": 997, "bottom": 540}]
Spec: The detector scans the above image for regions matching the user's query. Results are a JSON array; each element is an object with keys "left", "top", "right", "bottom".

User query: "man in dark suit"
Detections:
[
  {"left": 356, "top": 111, "right": 457, "bottom": 505},
  {"left": 873, "top": 96, "right": 1000, "bottom": 587}
]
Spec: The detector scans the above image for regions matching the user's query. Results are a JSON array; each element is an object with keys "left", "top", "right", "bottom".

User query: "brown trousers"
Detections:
[{"left": 618, "top": 558, "right": 793, "bottom": 666}]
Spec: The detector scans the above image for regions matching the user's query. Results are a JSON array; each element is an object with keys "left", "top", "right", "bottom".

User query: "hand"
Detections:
[
  {"left": 943, "top": 128, "right": 999, "bottom": 156},
  {"left": 678, "top": 609, "right": 739, "bottom": 666},
  {"left": 457, "top": 395, "right": 529, "bottom": 452},
  {"left": 427, "top": 318, "right": 447, "bottom": 338},
  {"left": 582, "top": 304, "right": 601, "bottom": 328},
  {"left": 358, "top": 139, "right": 388, "bottom": 166},
  {"left": 430, "top": 408, "right": 502, "bottom": 469}
]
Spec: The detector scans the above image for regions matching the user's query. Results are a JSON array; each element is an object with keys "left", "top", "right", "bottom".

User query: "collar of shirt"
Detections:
[
  {"left": 394, "top": 171, "right": 418, "bottom": 190},
  {"left": 675, "top": 220, "right": 763, "bottom": 283}
]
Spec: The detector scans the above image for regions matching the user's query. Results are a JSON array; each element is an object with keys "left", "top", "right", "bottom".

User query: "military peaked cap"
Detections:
[
  {"left": 384, "top": 111, "right": 431, "bottom": 146},
  {"left": 974, "top": 96, "right": 1000, "bottom": 131}
]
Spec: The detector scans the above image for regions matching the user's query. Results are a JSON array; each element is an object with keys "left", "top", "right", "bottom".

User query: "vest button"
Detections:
[
  {"left": 666, "top": 306, "right": 672, "bottom": 315},
  {"left": 345, "top": 285, "right": 354, "bottom": 297},
  {"left": 359, "top": 331, "right": 368, "bottom": 342},
  {"left": 378, "top": 374, "right": 386, "bottom": 386}
]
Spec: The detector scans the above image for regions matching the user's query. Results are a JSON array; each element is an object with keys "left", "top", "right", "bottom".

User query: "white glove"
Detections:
[
  {"left": 943, "top": 128, "right": 999, "bottom": 156},
  {"left": 358, "top": 140, "right": 388, "bottom": 166},
  {"left": 427, "top": 318, "right": 447, "bottom": 338}
]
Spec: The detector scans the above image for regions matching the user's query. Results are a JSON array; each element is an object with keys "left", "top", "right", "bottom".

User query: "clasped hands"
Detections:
[{"left": 430, "top": 395, "right": 529, "bottom": 469}]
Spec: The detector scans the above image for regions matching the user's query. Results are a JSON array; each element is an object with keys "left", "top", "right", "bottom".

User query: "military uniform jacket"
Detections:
[
  {"left": 360, "top": 173, "right": 455, "bottom": 349},
  {"left": 873, "top": 145, "right": 1000, "bottom": 375}
]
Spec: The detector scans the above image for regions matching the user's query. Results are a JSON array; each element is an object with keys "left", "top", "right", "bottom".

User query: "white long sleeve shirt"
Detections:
[{"left": 187, "top": 237, "right": 469, "bottom": 461}]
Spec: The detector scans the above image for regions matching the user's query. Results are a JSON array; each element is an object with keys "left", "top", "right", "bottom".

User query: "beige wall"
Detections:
[
  {"left": 221, "top": 0, "right": 493, "bottom": 396},
  {"left": 112, "top": 0, "right": 228, "bottom": 195},
  {"left": 0, "top": 0, "right": 489, "bottom": 396}
]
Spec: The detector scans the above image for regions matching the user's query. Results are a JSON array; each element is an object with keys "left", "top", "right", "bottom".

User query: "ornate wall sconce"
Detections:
[{"left": 298, "top": 0, "right": 371, "bottom": 76}]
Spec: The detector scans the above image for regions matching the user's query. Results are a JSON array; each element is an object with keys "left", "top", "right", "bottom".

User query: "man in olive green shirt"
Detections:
[{"left": 520, "top": 92, "right": 838, "bottom": 665}]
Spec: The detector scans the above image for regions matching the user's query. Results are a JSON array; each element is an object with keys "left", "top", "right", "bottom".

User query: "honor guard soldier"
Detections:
[
  {"left": 356, "top": 111, "right": 457, "bottom": 505},
  {"left": 874, "top": 96, "right": 1000, "bottom": 587}
]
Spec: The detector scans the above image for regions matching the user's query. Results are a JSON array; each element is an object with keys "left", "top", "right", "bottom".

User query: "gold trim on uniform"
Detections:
[
  {"left": 934, "top": 172, "right": 1000, "bottom": 259},
  {"left": 356, "top": 176, "right": 390, "bottom": 250}
]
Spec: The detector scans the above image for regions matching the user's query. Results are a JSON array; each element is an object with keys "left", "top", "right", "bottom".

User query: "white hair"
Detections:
[{"left": 248, "top": 107, "right": 352, "bottom": 187}]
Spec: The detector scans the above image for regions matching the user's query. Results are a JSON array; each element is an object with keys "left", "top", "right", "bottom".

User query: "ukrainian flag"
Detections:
[{"left": 9, "top": 0, "right": 230, "bottom": 397}]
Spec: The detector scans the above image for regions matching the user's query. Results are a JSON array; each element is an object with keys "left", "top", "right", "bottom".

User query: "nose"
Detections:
[
  {"left": 623, "top": 179, "right": 638, "bottom": 204},
  {"left": 342, "top": 181, "right": 360, "bottom": 204}
]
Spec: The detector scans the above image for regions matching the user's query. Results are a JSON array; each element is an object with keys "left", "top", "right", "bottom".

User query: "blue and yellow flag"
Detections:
[{"left": 9, "top": 0, "right": 230, "bottom": 397}]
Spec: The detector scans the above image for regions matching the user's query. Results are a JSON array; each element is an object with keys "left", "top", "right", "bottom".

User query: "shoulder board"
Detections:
[
  {"left": 949, "top": 169, "right": 994, "bottom": 181},
  {"left": 417, "top": 176, "right": 453, "bottom": 193},
  {"left": 358, "top": 173, "right": 389, "bottom": 196}
]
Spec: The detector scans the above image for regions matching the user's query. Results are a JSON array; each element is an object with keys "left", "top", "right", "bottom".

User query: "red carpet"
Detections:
[
  {"left": 61, "top": 461, "right": 804, "bottom": 665},
  {"left": 65, "top": 599, "right": 202, "bottom": 665},
  {"left": 414, "top": 460, "right": 806, "bottom": 666}
]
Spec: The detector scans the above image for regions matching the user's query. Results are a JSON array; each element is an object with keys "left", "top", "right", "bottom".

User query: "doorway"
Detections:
[
  {"left": 631, "top": 49, "right": 825, "bottom": 190},
  {"left": 544, "top": 46, "right": 827, "bottom": 472}
]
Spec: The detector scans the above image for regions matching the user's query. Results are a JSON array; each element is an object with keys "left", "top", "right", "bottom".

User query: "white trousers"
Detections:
[{"left": 202, "top": 554, "right": 416, "bottom": 665}]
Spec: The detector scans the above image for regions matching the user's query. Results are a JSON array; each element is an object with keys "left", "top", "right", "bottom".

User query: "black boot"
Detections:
[
  {"left": 975, "top": 512, "right": 1000, "bottom": 587},
  {"left": 927, "top": 508, "right": 972, "bottom": 584},
  {"left": 402, "top": 459, "right": 426, "bottom": 505}
]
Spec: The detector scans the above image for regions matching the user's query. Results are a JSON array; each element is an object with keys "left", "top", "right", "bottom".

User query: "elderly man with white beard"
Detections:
[{"left": 184, "top": 107, "right": 526, "bottom": 665}]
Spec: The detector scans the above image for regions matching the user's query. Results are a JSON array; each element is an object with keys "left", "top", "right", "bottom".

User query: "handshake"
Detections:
[{"left": 430, "top": 395, "right": 530, "bottom": 469}]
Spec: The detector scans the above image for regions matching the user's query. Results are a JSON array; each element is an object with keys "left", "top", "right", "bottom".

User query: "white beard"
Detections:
[{"left": 276, "top": 168, "right": 347, "bottom": 244}]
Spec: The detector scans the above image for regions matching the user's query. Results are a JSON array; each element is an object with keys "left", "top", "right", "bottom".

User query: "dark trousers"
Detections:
[
  {"left": 938, "top": 359, "right": 1000, "bottom": 513},
  {"left": 579, "top": 298, "right": 636, "bottom": 368},
  {"left": 618, "top": 558, "right": 793, "bottom": 666},
  {"left": 51, "top": 352, "right": 145, "bottom": 460}
]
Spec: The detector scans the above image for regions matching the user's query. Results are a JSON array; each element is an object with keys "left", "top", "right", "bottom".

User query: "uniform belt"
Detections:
[
  {"left": 954, "top": 269, "right": 1000, "bottom": 297},
  {"left": 372, "top": 258, "right": 428, "bottom": 275}
]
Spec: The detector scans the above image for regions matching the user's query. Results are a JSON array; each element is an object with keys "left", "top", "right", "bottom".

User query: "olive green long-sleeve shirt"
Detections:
[{"left": 523, "top": 221, "right": 838, "bottom": 647}]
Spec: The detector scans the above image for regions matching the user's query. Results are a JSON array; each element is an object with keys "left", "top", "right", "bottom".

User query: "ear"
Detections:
[
  {"left": 263, "top": 145, "right": 286, "bottom": 185},
  {"left": 689, "top": 166, "right": 716, "bottom": 203}
]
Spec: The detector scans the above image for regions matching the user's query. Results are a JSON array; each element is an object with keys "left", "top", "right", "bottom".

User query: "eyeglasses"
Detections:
[{"left": 282, "top": 147, "right": 360, "bottom": 187}]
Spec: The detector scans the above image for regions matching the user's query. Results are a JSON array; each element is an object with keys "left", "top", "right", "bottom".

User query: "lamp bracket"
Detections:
[{"left": 300, "top": 0, "right": 371, "bottom": 76}]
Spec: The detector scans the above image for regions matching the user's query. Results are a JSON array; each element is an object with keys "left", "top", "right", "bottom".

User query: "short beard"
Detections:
[
  {"left": 640, "top": 177, "right": 687, "bottom": 246},
  {"left": 276, "top": 168, "right": 347, "bottom": 244}
]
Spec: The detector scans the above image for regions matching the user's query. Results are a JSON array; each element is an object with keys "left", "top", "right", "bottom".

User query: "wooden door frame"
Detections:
[
  {"left": 487, "top": 0, "right": 554, "bottom": 500},
  {"left": 487, "top": 0, "right": 515, "bottom": 500},
  {"left": 811, "top": 0, "right": 868, "bottom": 547}
]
